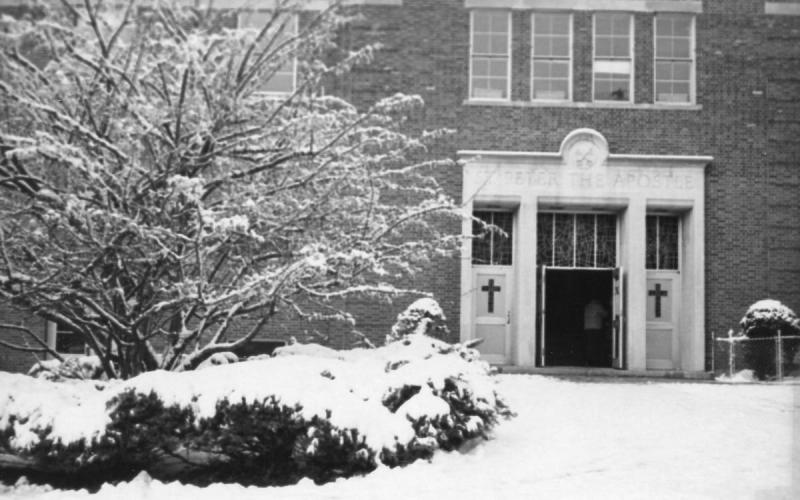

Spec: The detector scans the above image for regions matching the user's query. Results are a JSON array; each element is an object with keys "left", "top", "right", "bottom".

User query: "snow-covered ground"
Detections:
[{"left": 3, "top": 375, "right": 798, "bottom": 499}]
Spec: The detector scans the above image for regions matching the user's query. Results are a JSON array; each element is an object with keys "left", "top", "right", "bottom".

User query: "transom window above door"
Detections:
[{"left": 537, "top": 213, "right": 617, "bottom": 268}]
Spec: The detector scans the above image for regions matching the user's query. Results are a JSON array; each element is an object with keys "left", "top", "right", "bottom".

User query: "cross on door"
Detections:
[
  {"left": 481, "top": 279, "right": 501, "bottom": 313},
  {"left": 648, "top": 283, "right": 668, "bottom": 318}
]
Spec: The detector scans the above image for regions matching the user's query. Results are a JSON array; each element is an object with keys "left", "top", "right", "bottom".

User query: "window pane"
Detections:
[
  {"left": 595, "top": 215, "right": 616, "bottom": 268},
  {"left": 596, "top": 15, "right": 612, "bottom": 35},
  {"left": 552, "top": 14, "right": 570, "bottom": 35},
  {"left": 493, "top": 212, "right": 514, "bottom": 265},
  {"left": 549, "top": 79, "right": 568, "bottom": 99},
  {"left": 533, "top": 60, "right": 551, "bottom": 77},
  {"left": 491, "top": 12, "right": 508, "bottom": 33},
  {"left": 473, "top": 58, "right": 489, "bottom": 76},
  {"left": 612, "top": 37, "right": 629, "bottom": 57},
  {"left": 612, "top": 15, "right": 630, "bottom": 35},
  {"left": 473, "top": 33, "right": 490, "bottom": 53},
  {"left": 673, "top": 38, "right": 690, "bottom": 58},
  {"left": 656, "top": 61, "right": 671, "bottom": 80},
  {"left": 575, "top": 214, "right": 595, "bottom": 267},
  {"left": 534, "top": 14, "right": 552, "bottom": 34},
  {"left": 595, "top": 60, "right": 630, "bottom": 74},
  {"left": 472, "top": 212, "right": 492, "bottom": 265},
  {"left": 595, "top": 37, "right": 611, "bottom": 57},
  {"left": 646, "top": 215, "right": 658, "bottom": 269},
  {"left": 491, "top": 34, "right": 508, "bottom": 55},
  {"left": 537, "top": 213, "right": 553, "bottom": 266},
  {"left": 656, "top": 17, "right": 672, "bottom": 36},
  {"left": 474, "top": 11, "right": 491, "bottom": 31},
  {"left": 551, "top": 61, "right": 569, "bottom": 78},
  {"left": 673, "top": 17, "right": 692, "bottom": 36},
  {"left": 553, "top": 213, "right": 574, "bottom": 267},
  {"left": 655, "top": 38, "right": 671, "bottom": 58},
  {"left": 263, "top": 72, "right": 293, "bottom": 93},
  {"left": 658, "top": 217, "right": 680, "bottom": 270},
  {"left": 533, "top": 35, "right": 550, "bottom": 56},
  {"left": 489, "top": 59, "right": 508, "bottom": 76},
  {"left": 489, "top": 78, "right": 508, "bottom": 95},
  {"left": 552, "top": 36, "right": 569, "bottom": 57},
  {"left": 673, "top": 61, "right": 690, "bottom": 80}
]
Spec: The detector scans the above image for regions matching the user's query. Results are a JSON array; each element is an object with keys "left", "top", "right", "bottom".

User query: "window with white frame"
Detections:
[
  {"left": 593, "top": 13, "right": 633, "bottom": 102},
  {"left": 646, "top": 215, "right": 680, "bottom": 270},
  {"left": 531, "top": 13, "right": 571, "bottom": 101},
  {"left": 472, "top": 211, "right": 514, "bottom": 266},
  {"left": 470, "top": 10, "right": 511, "bottom": 100},
  {"left": 237, "top": 11, "right": 297, "bottom": 94},
  {"left": 654, "top": 15, "right": 694, "bottom": 103},
  {"left": 46, "top": 321, "right": 88, "bottom": 356}
]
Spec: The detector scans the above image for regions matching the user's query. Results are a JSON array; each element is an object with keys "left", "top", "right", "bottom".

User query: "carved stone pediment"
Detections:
[{"left": 559, "top": 128, "right": 609, "bottom": 170}]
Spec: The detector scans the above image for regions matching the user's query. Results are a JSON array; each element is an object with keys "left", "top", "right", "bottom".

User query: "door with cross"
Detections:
[
  {"left": 646, "top": 273, "right": 680, "bottom": 369},
  {"left": 472, "top": 269, "right": 512, "bottom": 364}
]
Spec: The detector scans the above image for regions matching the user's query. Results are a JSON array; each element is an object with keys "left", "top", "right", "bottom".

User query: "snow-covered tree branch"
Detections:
[{"left": 0, "top": 0, "right": 458, "bottom": 378}]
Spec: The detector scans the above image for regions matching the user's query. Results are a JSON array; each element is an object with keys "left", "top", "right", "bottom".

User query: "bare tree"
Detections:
[{"left": 0, "top": 0, "right": 457, "bottom": 378}]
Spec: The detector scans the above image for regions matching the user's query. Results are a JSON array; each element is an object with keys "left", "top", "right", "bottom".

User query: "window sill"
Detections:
[{"left": 463, "top": 99, "right": 702, "bottom": 110}]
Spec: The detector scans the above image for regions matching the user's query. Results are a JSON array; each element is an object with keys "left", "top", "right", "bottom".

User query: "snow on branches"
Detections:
[{"left": 0, "top": 1, "right": 458, "bottom": 378}]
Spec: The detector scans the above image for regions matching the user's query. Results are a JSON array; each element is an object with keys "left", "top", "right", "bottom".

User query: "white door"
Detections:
[
  {"left": 612, "top": 267, "right": 625, "bottom": 369},
  {"left": 646, "top": 272, "right": 680, "bottom": 369},
  {"left": 472, "top": 267, "right": 512, "bottom": 364}
]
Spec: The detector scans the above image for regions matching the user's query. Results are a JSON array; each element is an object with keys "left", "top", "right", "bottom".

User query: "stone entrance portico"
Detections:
[{"left": 459, "top": 129, "right": 712, "bottom": 372}]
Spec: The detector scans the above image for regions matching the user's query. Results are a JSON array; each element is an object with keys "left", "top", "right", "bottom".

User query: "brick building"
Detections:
[{"left": 1, "top": 0, "right": 799, "bottom": 375}]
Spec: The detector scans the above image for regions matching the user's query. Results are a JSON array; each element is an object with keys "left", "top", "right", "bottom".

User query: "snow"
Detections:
[
  {"left": 3, "top": 374, "right": 796, "bottom": 499},
  {"left": 1, "top": 335, "right": 494, "bottom": 454}
]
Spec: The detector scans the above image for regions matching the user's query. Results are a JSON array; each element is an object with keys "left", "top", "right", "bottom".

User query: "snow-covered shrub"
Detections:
[
  {"left": 0, "top": 335, "right": 511, "bottom": 487},
  {"left": 739, "top": 299, "right": 800, "bottom": 380},
  {"left": 390, "top": 298, "right": 450, "bottom": 341},
  {"left": 27, "top": 356, "right": 104, "bottom": 381}
]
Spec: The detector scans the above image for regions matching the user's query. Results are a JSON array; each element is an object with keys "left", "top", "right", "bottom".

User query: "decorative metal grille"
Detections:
[
  {"left": 472, "top": 211, "right": 513, "bottom": 266},
  {"left": 537, "top": 212, "right": 617, "bottom": 268},
  {"left": 646, "top": 215, "right": 680, "bottom": 270}
]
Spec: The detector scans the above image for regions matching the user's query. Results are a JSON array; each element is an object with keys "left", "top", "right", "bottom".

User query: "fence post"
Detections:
[
  {"left": 728, "top": 329, "right": 735, "bottom": 378},
  {"left": 775, "top": 329, "right": 783, "bottom": 382}
]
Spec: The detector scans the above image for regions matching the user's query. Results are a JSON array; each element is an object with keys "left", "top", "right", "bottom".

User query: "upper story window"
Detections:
[
  {"left": 470, "top": 10, "right": 511, "bottom": 100},
  {"left": 654, "top": 15, "right": 694, "bottom": 104},
  {"left": 237, "top": 11, "right": 298, "bottom": 95},
  {"left": 472, "top": 211, "right": 514, "bottom": 265},
  {"left": 593, "top": 13, "right": 633, "bottom": 102},
  {"left": 646, "top": 215, "right": 680, "bottom": 270},
  {"left": 531, "top": 13, "right": 572, "bottom": 101}
]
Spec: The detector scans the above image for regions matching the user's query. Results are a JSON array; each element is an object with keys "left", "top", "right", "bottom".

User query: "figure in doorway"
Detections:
[{"left": 584, "top": 299, "right": 610, "bottom": 367}]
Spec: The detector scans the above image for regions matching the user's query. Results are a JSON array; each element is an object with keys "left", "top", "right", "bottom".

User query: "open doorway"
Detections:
[{"left": 543, "top": 269, "right": 614, "bottom": 367}]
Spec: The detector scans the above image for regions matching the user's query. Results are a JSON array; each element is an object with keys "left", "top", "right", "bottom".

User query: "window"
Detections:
[
  {"left": 237, "top": 11, "right": 297, "bottom": 94},
  {"left": 470, "top": 10, "right": 511, "bottom": 100},
  {"left": 654, "top": 15, "right": 694, "bottom": 103},
  {"left": 646, "top": 215, "right": 680, "bottom": 270},
  {"left": 46, "top": 321, "right": 88, "bottom": 356},
  {"left": 593, "top": 13, "right": 633, "bottom": 102},
  {"left": 531, "top": 13, "right": 572, "bottom": 101},
  {"left": 537, "top": 213, "right": 617, "bottom": 268},
  {"left": 472, "top": 211, "right": 513, "bottom": 265}
]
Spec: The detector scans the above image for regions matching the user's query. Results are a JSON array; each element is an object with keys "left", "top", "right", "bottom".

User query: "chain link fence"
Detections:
[{"left": 713, "top": 330, "right": 800, "bottom": 381}]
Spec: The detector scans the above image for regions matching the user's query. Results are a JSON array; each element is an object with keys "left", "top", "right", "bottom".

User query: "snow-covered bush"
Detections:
[
  {"left": 739, "top": 299, "right": 800, "bottom": 380},
  {"left": 390, "top": 298, "right": 450, "bottom": 341},
  {"left": 739, "top": 299, "right": 800, "bottom": 338},
  {"left": 27, "top": 356, "right": 104, "bottom": 381},
  {"left": 0, "top": 335, "right": 511, "bottom": 487}
]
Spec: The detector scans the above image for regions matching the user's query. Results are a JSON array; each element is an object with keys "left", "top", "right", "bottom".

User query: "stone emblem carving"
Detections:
[{"left": 560, "top": 128, "right": 609, "bottom": 170}]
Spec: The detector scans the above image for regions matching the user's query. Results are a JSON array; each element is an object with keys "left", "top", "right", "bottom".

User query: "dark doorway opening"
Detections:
[{"left": 544, "top": 269, "right": 613, "bottom": 367}]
